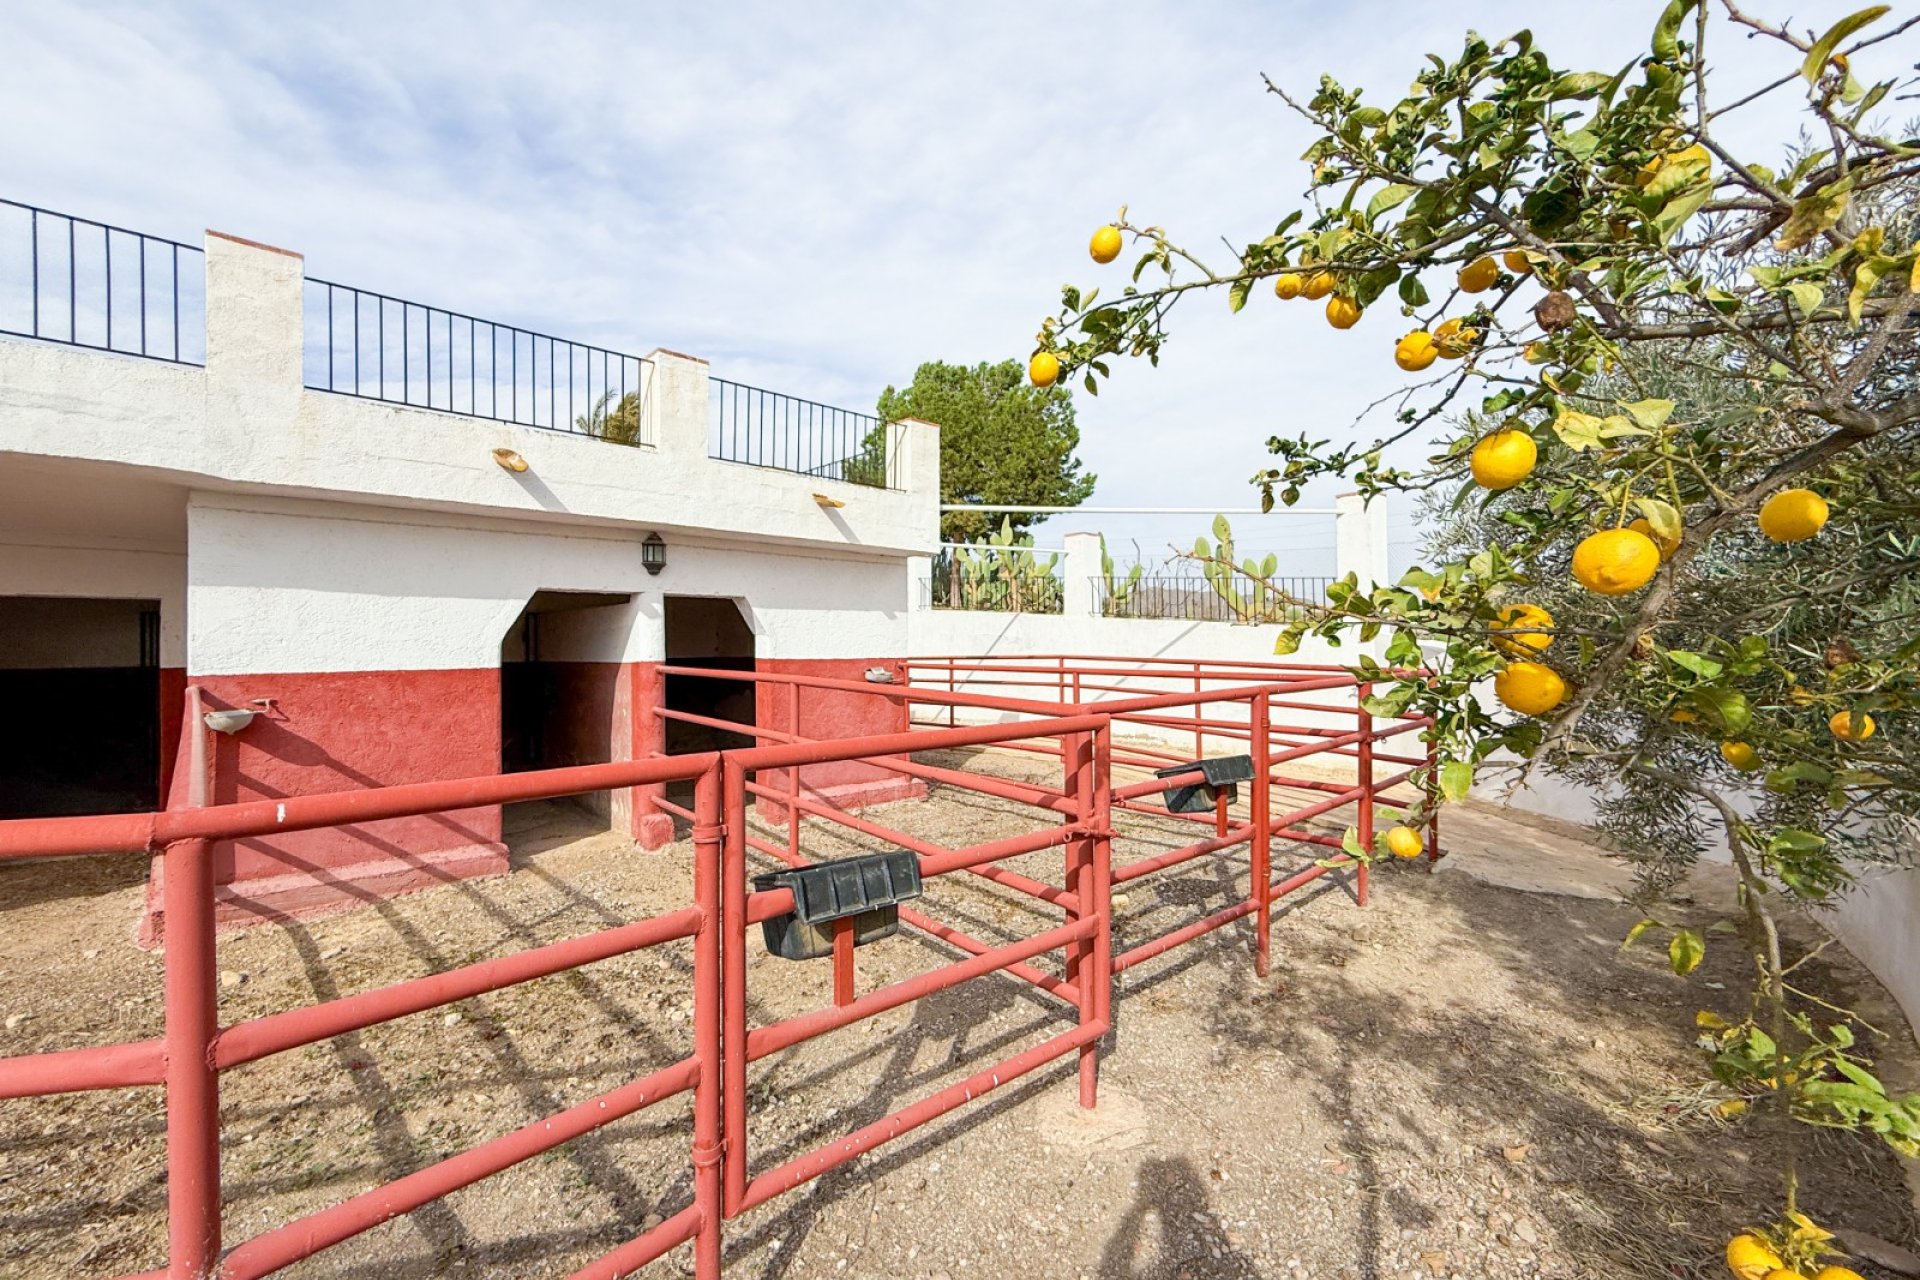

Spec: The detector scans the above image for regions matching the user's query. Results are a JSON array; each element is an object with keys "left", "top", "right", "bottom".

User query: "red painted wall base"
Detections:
[
  {"left": 142, "top": 669, "right": 509, "bottom": 942},
  {"left": 136, "top": 656, "right": 918, "bottom": 939}
]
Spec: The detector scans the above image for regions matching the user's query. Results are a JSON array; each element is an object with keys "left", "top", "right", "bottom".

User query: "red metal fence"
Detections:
[{"left": 0, "top": 657, "right": 1432, "bottom": 1278}]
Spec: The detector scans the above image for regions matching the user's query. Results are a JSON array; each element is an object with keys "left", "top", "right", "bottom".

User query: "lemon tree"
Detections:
[{"left": 1028, "top": 1, "right": 1920, "bottom": 1265}]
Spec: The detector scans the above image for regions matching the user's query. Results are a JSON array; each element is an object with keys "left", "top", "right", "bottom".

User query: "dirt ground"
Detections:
[{"left": 1, "top": 747, "right": 1916, "bottom": 1280}]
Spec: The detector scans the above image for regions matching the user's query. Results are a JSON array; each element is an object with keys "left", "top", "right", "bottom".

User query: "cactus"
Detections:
[
  {"left": 945, "top": 518, "right": 1063, "bottom": 613},
  {"left": 1097, "top": 535, "right": 1144, "bottom": 615},
  {"left": 1191, "top": 515, "right": 1289, "bottom": 623}
]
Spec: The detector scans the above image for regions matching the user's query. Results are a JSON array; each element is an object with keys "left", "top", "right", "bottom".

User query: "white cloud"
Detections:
[{"left": 2, "top": 0, "right": 1901, "bottom": 572}]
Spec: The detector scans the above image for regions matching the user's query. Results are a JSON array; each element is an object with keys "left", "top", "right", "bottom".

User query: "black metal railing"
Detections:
[
  {"left": 709, "top": 377, "right": 893, "bottom": 487},
  {"left": 303, "top": 280, "right": 652, "bottom": 444},
  {"left": 0, "top": 198, "right": 205, "bottom": 364},
  {"left": 1095, "top": 574, "right": 1332, "bottom": 622},
  {"left": 925, "top": 572, "right": 1066, "bottom": 614}
]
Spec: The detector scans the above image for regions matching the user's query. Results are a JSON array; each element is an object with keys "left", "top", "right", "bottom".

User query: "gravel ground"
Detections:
[{"left": 0, "top": 747, "right": 1914, "bottom": 1279}]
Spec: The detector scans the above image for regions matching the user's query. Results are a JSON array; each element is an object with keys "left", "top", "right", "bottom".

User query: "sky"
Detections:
[{"left": 2, "top": 0, "right": 1902, "bottom": 576}]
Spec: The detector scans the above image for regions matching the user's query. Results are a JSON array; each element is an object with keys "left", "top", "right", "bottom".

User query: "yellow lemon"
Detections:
[
  {"left": 1495, "top": 662, "right": 1567, "bottom": 716},
  {"left": 1758, "top": 489, "right": 1829, "bottom": 543},
  {"left": 1395, "top": 330, "right": 1438, "bottom": 371},
  {"left": 1812, "top": 1268, "right": 1868, "bottom": 1280},
  {"left": 1829, "top": 710, "right": 1876, "bottom": 741},
  {"left": 1572, "top": 528, "right": 1661, "bottom": 595},
  {"left": 1326, "top": 295, "right": 1363, "bottom": 329},
  {"left": 1385, "top": 825, "right": 1425, "bottom": 859},
  {"left": 1029, "top": 352, "right": 1060, "bottom": 387},
  {"left": 1628, "top": 517, "right": 1681, "bottom": 561},
  {"left": 1761, "top": 1272, "right": 1810, "bottom": 1280},
  {"left": 1726, "top": 1235, "right": 1784, "bottom": 1280},
  {"left": 1469, "top": 430, "right": 1537, "bottom": 490},
  {"left": 1274, "top": 272, "right": 1306, "bottom": 300},
  {"left": 1434, "top": 316, "right": 1480, "bottom": 358},
  {"left": 1303, "top": 271, "right": 1336, "bottom": 300},
  {"left": 1089, "top": 225, "right": 1123, "bottom": 264},
  {"left": 1491, "top": 603, "right": 1554, "bottom": 655},
  {"left": 1502, "top": 249, "right": 1533, "bottom": 275},
  {"left": 1458, "top": 256, "right": 1500, "bottom": 293},
  {"left": 1720, "top": 741, "right": 1761, "bottom": 771}
]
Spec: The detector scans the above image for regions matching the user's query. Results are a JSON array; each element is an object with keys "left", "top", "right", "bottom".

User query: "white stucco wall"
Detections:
[
  {"left": 187, "top": 494, "right": 912, "bottom": 675},
  {"left": 0, "top": 232, "right": 939, "bottom": 561},
  {"left": 906, "top": 608, "right": 1369, "bottom": 757},
  {"left": 0, "top": 539, "right": 185, "bottom": 667}
]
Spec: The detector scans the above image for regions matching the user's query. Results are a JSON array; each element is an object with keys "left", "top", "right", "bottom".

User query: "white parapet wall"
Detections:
[{"left": 0, "top": 230, "right": 941, "bottom": 560}]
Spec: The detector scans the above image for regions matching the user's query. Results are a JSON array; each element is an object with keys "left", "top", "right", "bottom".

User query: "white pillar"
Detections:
[
  {"left": 203, "top": 231, "right": 304, "bottom": 462},
  {"left": 1334, "top": 492, "right": 1389, "bottom": 591},
  {"left": 643, "top": 348, "right": 711, "bottom": 459},
  {"left": 1062, "top": 530, "right": 1103, "bottom": 619}
]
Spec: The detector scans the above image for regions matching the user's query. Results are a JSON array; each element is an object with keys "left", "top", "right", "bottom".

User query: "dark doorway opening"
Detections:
[
  {"left": 0, "top": 596, "right": 162, "bottom": 819},
  {"left": 500, "top": 590, "right": 635, "bottom": 834},
  {"left": 662, "top": 596, "right": 757, "bottom": 758}
]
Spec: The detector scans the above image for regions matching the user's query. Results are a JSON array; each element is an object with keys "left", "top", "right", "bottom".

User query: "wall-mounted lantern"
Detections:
[{"left": 642, "top": 532, "right": 667, "bottom": 576}]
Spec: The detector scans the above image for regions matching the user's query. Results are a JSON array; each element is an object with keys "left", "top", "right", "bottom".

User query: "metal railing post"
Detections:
[
  {"left": 1251, "top": 692, "right": 1272, "bottom": 977},
  {"left": 690, "top": 764, "right": 725, "bottom": 1279},
  {"left": 1086, "top": 719, "right": 1113, "bottom": 1107},
  {"left": 166, "top": 688, "right": 220, "bottom": 1278},
  {"left": 720, "top": 759, "right": 750, "bottom": 1215},
  {"left": 1355, "top": 681, "right": 1374, "bottom": 908}
]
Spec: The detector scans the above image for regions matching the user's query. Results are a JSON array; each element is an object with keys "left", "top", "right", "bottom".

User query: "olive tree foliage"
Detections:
[{"left": 1030, "top": 0, "right": 1920, "bottom": 1245}]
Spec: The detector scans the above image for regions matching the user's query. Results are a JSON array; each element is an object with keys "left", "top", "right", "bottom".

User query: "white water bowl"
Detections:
[{"left": 202, "top": 709, "right": 257, "bottom": 735}]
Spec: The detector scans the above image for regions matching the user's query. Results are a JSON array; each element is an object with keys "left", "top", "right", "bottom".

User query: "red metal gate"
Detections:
[{"left": 0, "top": 657, "right": 1432, "bottom": 1278}]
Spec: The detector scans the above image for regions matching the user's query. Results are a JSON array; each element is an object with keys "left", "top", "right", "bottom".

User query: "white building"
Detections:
[{"left": 1, "top": 207, "right": 938, "bottom": 932}]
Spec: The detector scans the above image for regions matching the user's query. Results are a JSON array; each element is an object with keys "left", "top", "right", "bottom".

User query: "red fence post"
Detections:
[
  {"left": 1068, "top": 728, "right": 1102, "bottom": 1109},
  {"left": 721, "top": 758, "right": 750, "bottom": 1216},
  {"left": 831, "top": 921, "right": 855, "bottom": 1007},
  {"left": 1090, "top": 719, "right": 1113, "bottom": 1048},
  {"left": 786, "top": 683, "right": 801, "bottom": 859},
  {"left": 1355, "top": 681, "right": 1374, "bottom": 909},
  {"left": 1061, "top": 730, "right": 1087, "bottom": 1096},
  {"left": 1251, "top": 692, "right": 1272, "bottom": 978},
  {"left": 166, "top": 688, "right": 220, "bottom": 1278},
  {"left": 1191, "top": 664, "right": 1203, "bottom": 761},
  {"left": 690, "top": 764, "right": 725, "bottom": 1280}
]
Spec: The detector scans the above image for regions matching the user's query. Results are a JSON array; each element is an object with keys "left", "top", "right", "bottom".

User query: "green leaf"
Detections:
[
  {"left": 1785, "top": 281, "right": 1825, "bottom": 317},
  {"left": 1775, "top": 180, "right": 1854, "bottom": 252},
  {"left": 1666, "top": 650, "right": 1724, "bottom": 679},
  {"left": 1366, "top": 183, "right": 1417, "bottom": 223},
  {"left": 1652, "top": 0, "right": 1701, "bottom": 61},
  {"left": 1633, "top": 497, "right": 1684, "bottom": 545},
  {"left": 1440, "top": 760, "right": 1474, "bottom": 802},
  {"left": 1550, "top": 409, "right": 1607, "bottom": 451},
  {"left": 1622, "top": 918, "right": 1660, "bottom": 949},
  {"left": 1695, "top": 687, "right": 1751, "bottom": 734},
  {"left": 1227, "top": 278, "right": 1251, "bottom": 314},
  {"left": 1620, "top": 399, "right": 1676, "bottom": 430},
  {"left": 1802, "top": 6, "right": 1890, "bottom": 83},
  {"left": 1768, "top": 827, "right": 1828, "bottom": 854},
  {"left": 1550, "top": 72, "right": 1613, "bottom": 100},
  {"left": 1669, "top": 928, "right": 1706, "bottom": 976},
  {"left": 1397, "top": 273, "right": 1430, "bottom": 308},
  {"left": 1849, "top": 257, "right": 1890, "bottom": 323}
]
